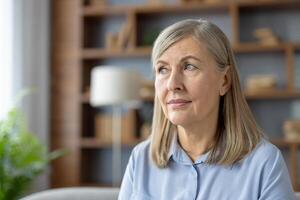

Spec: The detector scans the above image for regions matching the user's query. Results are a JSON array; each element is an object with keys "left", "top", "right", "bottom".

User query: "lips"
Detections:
[
  {"left": 167, "top": 99, "right": 191, "bottom": 104},
  {"left": 167, "top": 99, "right": 192, "bottom": 109}
]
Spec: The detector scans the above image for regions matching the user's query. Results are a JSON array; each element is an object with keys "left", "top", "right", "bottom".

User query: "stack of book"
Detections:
[{"left": 283, "top": 120, "right": 300, "bottom": 141}]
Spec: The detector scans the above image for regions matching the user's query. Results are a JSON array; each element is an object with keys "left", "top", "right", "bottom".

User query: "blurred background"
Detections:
[{"left": 1, "top": 0, "right": 300, "bottom": 196}]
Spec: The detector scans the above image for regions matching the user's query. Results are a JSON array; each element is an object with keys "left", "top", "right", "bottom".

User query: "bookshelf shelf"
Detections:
[
  {"left": 81, "top": 43, "right": 300, "bottom": 60},
  {"left": 237, "top": 0, "right": 300, "bottom": 9},
  {"left": 81, "top": 137, "right": 142, "bottom": 148},
  {"left": 244, "top": 90, "right": 300, "bottom": 100},
  {"left": 81, "top": 47, "right": 151, "bottom": 59},
  {"left": 271, "top": 139, "right": 300, "bottom": 147}
]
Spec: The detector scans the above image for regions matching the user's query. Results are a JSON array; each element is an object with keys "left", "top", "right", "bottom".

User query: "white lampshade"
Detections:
[{"left": 90, "top": 66, "right": 141, "bottom": 107}]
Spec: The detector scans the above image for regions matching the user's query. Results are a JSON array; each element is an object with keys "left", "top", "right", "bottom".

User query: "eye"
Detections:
[
  {"left": 157, "top": 66, "right": 168, "bottom": 74},
  {"left": 184, "top": 63, "right": 196, "bottom": 71}
]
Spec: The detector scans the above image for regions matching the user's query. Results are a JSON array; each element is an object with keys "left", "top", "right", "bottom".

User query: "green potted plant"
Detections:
[{"left": 0, "top": 101, "right": 63, "bottom": 200}]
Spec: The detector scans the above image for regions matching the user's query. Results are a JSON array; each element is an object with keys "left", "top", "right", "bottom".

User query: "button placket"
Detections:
[{"left": 192, "top": 164, "right": 201, "bottom": 200}]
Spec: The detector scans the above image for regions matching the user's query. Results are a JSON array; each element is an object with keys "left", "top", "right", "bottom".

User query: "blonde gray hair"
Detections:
[{"left": 150, "top": 19, "right": 263, "bottom": 167}]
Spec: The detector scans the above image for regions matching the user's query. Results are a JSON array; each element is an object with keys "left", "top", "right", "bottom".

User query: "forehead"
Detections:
[{"left": 157, "top": 36, "right": 211, "bottom": 62}]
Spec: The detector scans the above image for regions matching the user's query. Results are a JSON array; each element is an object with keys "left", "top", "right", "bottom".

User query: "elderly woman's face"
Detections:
[{"left": 154, "top": 36, "right": 228, "bottom": 127}]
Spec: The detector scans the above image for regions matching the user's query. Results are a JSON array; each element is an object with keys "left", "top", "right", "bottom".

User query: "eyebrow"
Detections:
[
  {"left": 156, "top": 55, "right": 203, "bottom": 66},
  {"left": 180, "top": 55, "right": 203, "bottom": 63}
]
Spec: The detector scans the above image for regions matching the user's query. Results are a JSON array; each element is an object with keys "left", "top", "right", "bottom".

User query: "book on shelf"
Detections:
[{"left": 94, "top": 109, "right": 137, "bottom": 144}]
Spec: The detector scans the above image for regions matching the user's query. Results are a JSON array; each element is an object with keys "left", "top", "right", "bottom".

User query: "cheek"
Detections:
[
  {"left": 190, "top": 77, "right": 220, "bottom": 104},
  {"left": 155, "top": 78, "right": 168, "bottom": 112},
  {"left": 155, "top": 78, "right": 165, "bottom": 98}
]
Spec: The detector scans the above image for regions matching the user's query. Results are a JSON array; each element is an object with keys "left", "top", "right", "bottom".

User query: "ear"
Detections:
[{"left": 219, "top": 66, "right": 231, "bottom": 96}]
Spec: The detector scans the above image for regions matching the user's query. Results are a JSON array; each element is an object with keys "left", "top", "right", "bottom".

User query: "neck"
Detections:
[{"left": 177, "top": 118, "right": 218, "bottom": 162}]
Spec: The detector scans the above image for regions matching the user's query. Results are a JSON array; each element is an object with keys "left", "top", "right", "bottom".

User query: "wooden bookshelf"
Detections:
[{"left": 51, "top": 0, "right": 300, "bottom": 190}]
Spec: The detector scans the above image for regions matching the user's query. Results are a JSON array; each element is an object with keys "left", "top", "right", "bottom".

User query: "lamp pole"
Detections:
[{"left": 112, "top": 106, "right": 122, "bottom": 187}]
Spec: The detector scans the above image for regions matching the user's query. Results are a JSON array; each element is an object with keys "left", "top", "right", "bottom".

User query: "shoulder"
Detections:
[
  {"left": 247, "top": 140, "right": 295, "bottom": 198},
  {"left": 132, "top": 139, "right": 151, "bottom": 154},
  {"left": 126, "top": 139, "right": 154, "bottom": 177},
  {"left": 243, "top": 139, "right": 284, "bottom": 169},
  {"left": 130, "top": 139, "right": 151, "bottom": 162},
  {"left": 253, "top": 139, "right": 280, "bottom": 157}
]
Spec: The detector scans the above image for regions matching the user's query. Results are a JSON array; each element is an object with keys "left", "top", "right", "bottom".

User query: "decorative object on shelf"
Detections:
[
  {"left": 140, "top": 80, "right": 155, "bottom": 100},
  {"left": 95, "top": 113, "right": 113, "bottom": 144},
  {"left": 105, "top": 20, "right": 133, "bottom": 50},
  {"left": 90, "top": 66, "right": 141, "bottom": 186},
  {"left": 105, "top": 32, "right": 119, "bottom": 50},
  {"left": 253, "top": 28, "right": 280, "bottom": 46},
  {"left": 89, "top": 0, "right": 107, "bottom": 7},
  {"left": 117, "top": 19, "right": 133, "bottom": 49},
  {"left": 283, "top": 120, "right": 300, "bottom": 140},
  {"left": 245, "top": 74, "right": 277, "bottom": 93}
]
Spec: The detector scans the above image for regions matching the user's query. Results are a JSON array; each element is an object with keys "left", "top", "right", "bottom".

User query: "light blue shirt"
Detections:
[{"left": 119, "top": 136, "right": 295, "bottom": 200}]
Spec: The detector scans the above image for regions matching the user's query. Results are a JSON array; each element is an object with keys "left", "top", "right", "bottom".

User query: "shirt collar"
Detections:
[{"left": 168, "top": 131, "right": 210, "bottom": 165}]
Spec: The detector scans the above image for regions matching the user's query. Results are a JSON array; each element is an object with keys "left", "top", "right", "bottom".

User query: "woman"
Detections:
[{"left": 119, "top": 19, "right": 295, "bottom": 200}]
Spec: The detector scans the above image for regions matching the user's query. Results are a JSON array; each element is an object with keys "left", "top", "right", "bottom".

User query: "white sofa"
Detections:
[
  {"left": 20, "top": 187, "right": 119, "bottom": 200},
  {"left": 296, "top": 192, "right": 300, "bottom": 200}
]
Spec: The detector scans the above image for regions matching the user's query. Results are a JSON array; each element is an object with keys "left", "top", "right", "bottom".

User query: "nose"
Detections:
[{"left": 167, "top": 70, "right": 183, "bottom": 91}]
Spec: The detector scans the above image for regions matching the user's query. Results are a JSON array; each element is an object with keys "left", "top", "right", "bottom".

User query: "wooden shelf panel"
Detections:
[
  {"left": 271, "top": 138, "right": 300, "bottom": 147},
  {"left": 135, "top": 3, "right": 229, "bottom": 14},
  {"left": 81, "top": 90, "right": 300, "bottom": 105},
  {"left": 82, "top": 3, "right": 229, "bottom": 16},
  {"left": 82, "top": 5, "right": 132, "bottom": 16},
  {"left": 81, "top": 92, "right": 153, "bottom": 104},
  {"left": 233, "top": 43, "right": 289, "bottom": 53},
  {"left": 245, "top": 90, "right": 300, "bottom": 100},
  {"left": 81, "top": 47, "right": 151, "bottom": 59},
  {"left": 82, "top": 42, "right": 300, "bottom": 60},
  {"left": 83, "top": 0, "right": 300, "bottom": 17},
  {"left": 238, "top": 0, "right": 300, "bottom": 9},
  {"left": 81, "top": 137, "right": 142, "bottom": 148}
]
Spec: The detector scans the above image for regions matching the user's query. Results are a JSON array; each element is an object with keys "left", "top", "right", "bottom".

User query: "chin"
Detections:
[{"left": 168, "top": 116, "right": 187, "bottom": 126}]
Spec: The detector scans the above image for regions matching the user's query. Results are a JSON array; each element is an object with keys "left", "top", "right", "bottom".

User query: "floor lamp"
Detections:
[{"left": 90, "top": 66, "right": 141, "bottom": 186}]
